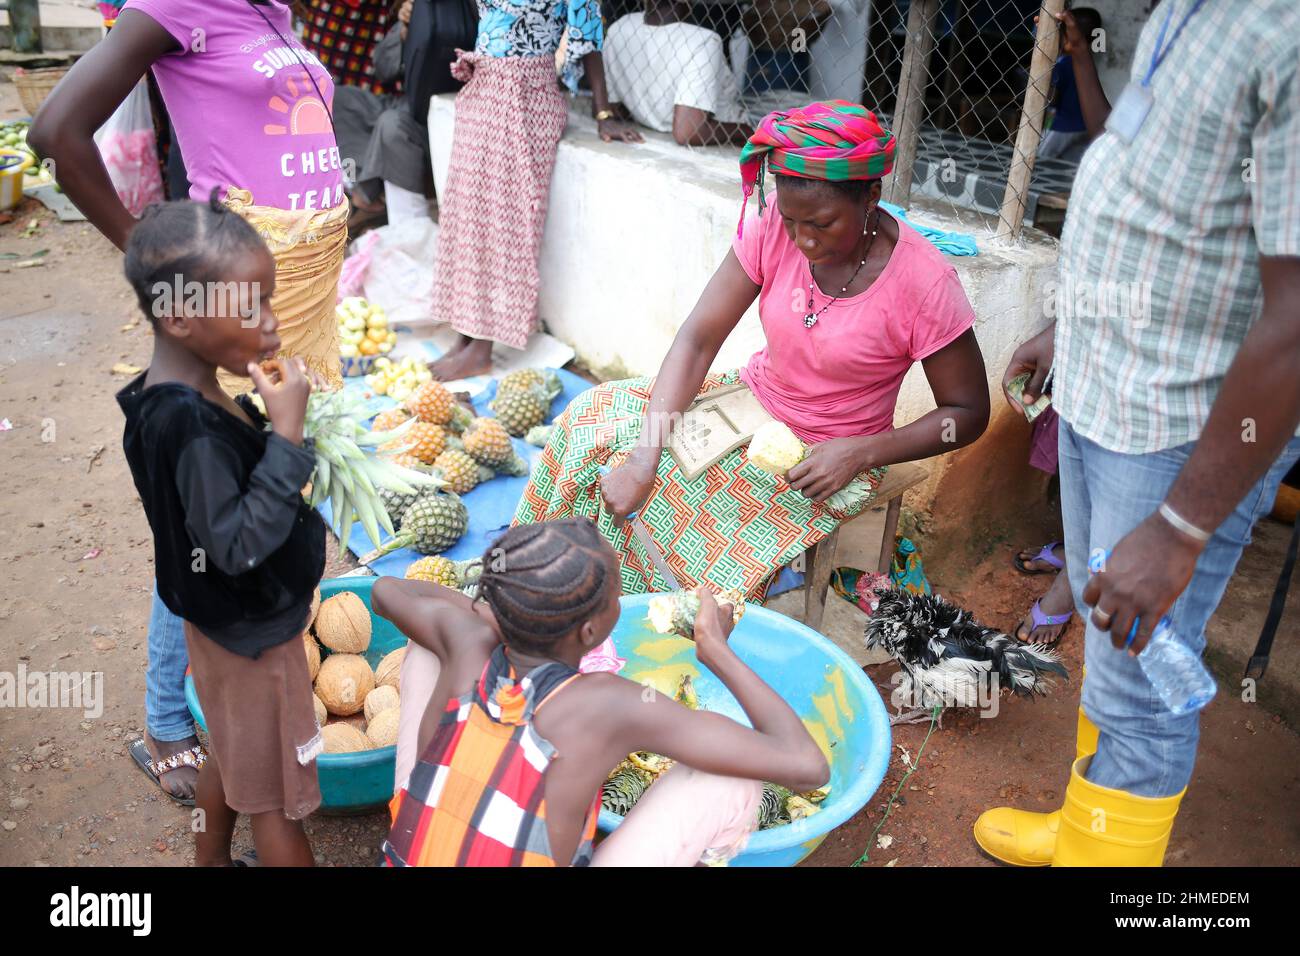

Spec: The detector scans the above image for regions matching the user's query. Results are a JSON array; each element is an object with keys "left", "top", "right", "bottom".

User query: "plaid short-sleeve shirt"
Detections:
[{"left": 1053, "top": 0, "right": 1300, "bottom": 454}]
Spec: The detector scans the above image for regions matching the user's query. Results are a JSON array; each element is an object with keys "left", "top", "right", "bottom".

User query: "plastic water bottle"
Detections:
[{"left": 1087, "top": 551, "right": 1217, "bottom": 716}]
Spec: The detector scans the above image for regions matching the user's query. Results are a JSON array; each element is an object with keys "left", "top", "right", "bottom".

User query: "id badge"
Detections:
[{"left": 1105, "top": 82, "right": 1155, "bottom": 145}]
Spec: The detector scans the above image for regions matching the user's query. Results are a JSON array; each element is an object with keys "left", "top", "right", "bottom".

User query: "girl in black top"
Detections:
[{"left": 117, "top": 196, "right": 326, "bottom": 865}]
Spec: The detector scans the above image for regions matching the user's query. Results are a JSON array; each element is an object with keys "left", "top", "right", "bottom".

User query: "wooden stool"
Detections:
[{"left": 802, "top": 461, "right": 930, "bottom": 631}]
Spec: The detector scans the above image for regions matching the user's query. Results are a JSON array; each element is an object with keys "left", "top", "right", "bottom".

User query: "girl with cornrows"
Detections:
[{"left": 373, "top": 518, "right": 826, "bottom": 867}]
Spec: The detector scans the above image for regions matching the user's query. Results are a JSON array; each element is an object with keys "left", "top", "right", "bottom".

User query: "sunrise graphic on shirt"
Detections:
[{"left": 263, "top": 72, "right": 332, "bottom": 136}]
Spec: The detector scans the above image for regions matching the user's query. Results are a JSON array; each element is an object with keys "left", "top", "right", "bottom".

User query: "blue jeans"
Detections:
[
  {"left": 146, "top": 587, "right": 195, "bottom": 742},
  {"left": 1058, "top": 420, "right": 1300, "bottom": 797}
]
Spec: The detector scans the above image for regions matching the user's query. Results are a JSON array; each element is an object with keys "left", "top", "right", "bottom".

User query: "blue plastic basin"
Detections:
[
  {"left": 185, "top": 576, "right": 404, "bottom": 814},
  {"left": 599, "top": 594, "right": 892, "bottom": 867}
]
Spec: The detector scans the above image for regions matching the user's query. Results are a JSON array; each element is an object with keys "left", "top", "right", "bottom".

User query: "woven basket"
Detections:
[{"left": 15, "top": 67, "right": 69, "bottom": 116}]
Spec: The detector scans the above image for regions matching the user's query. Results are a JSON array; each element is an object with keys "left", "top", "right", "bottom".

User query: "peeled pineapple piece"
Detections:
[{"left": 747, "top": 420, "right": 806, "bottom": 477}]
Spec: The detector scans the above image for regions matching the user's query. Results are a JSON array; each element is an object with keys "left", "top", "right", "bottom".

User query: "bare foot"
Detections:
[
  {"left": 1015, "top": 541, "right": 1066, "bottom": 574},
  {"left": 429, "top": 338, "right": 493, "bottom": 381},
  {"left": 1014, "top": 570, "right": 1075, "bottom": 645},
  {"left": 146, "top": 732, "right": 201, "bottom": 802}
]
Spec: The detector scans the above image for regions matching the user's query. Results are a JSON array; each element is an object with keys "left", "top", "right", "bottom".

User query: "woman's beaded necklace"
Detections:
[{"left": 803, "top": 210, "right": 879, "bottom": 329}]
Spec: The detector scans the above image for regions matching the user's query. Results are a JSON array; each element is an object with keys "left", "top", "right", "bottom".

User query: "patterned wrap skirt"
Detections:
[
  {"left": 430, "top": 52, "right": 568, "bottom": 349},
  {"left": 216, "top": 187, "right": 348, "bottom": 396},
  {"left": 513, "top": 372, "right": 886, "bottom": 600}
]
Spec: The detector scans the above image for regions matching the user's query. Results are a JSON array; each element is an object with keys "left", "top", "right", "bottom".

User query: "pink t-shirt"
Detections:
[
  {"left": 734, "top": 198, "right": 976, "bottom": 444},
  {"left": 124, "top": 0, "right": 344, "bottom": 211}
]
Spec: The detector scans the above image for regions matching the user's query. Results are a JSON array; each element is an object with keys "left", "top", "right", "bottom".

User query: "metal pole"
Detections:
[
  {"left": 9, "top": 0, "right": 44, "bottom": 54},
  {"left": 886, "top": 0, "right": 941, "bottom": 207},
  {"left": 996, "top": 0, "right": 1065, "bottom": 241}
]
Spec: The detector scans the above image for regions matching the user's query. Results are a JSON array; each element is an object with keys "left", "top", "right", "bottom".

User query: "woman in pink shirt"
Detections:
[{"left": 516, "top": 101, "right": 989, "bottom": 600}]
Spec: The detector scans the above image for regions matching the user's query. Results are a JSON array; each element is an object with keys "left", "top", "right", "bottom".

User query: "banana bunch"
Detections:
[{"left": 302, "top": 389, "right": 446, "bottom": 553}]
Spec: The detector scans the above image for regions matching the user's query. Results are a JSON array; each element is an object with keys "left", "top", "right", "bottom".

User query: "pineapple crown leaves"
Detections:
[{"left": 299, "top": 391, "right": 447, "bottom": 555}]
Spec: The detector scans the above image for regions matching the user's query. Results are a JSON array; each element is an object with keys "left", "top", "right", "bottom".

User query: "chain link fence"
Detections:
[{"left": 601, "top": 1, "right": 1087, "bottom": 238}]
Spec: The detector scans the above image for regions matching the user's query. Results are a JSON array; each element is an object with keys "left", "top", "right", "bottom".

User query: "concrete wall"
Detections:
[
  {"left": 1083, "top": 0, "right": 1157, "bottom": 102},
  {"left": 430, "top": 94, "right": 1059, "bottom": 504}
]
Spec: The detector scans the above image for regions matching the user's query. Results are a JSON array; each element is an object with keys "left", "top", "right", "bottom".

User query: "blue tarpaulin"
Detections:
[{"left": 318, "top": 358, "right": 592, "bottom": 577}]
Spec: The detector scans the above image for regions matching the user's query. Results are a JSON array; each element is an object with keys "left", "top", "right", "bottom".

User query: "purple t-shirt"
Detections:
[{"left": 124, "top": 0, "right": 344, "bottom": 211}]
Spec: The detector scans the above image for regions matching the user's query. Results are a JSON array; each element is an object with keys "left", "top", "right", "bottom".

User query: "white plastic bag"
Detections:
[{"left": 94, "top": 79, "right": 164, "bottom": 216}]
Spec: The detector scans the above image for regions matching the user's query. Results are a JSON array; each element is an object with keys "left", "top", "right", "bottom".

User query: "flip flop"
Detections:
[
  {"left": 1014, "top": 599, "right": 1073, "bottom": 648},
  {"left": 128, "top": 737, "right": 205, "bottom": 808},
  {"left": 1013, "top": 541, "right": 1065, "bottom": 575},
  {"left": 232, "top": 850, "right": 259, "bottom": 867}
]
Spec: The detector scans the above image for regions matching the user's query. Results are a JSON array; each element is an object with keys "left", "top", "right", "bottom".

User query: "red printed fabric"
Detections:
[
  {"left": 429, "top": 53, "right": 568, "bottom": 349},
  {"left": 300, "top": 0, "right": 391, "bottom": 92}
]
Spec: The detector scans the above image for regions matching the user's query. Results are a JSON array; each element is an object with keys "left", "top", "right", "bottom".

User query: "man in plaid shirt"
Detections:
[{"left": 976, "top": 0, "right": 1300, "bottom": 867}]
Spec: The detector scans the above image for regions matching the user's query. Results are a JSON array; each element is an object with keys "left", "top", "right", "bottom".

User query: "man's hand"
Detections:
[
  {"left": 398, "top": 0, "right": 412, "bottom": 40},
  {"left": 1002, "top": 322, "right": 1055, "bottom": 414},
  {"left": 248, "top": 358, "right": 311, "bottom": 446},
  {"left": 597, "top": 117, "right": 643, "bottom": 144},
  {"left": 1082, "top": 512, "right": 1203, "bottom": 654},
  {"left": 787, "top": 437, "right": 870, "bottom": 503}
]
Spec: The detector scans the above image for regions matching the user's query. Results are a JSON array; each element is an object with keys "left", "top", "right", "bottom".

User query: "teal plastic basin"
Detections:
[
  {"left": 185, "top": 576, "right": 404, "bottom": 814},
  {"left": 598, "top": 594, "right": 892, "bottom": 867}
]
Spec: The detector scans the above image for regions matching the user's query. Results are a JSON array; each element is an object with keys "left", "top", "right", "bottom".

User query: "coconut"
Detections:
[
  {"left": 312, "top": 693, "right": 327, "bottom": 727},
  {"left": 303, "top": 632, "right": 321, "bottom": 681},
  {"left": 314, "top": 591, "right": 371, "bottom": 654},
  {"left": 364, "top": 685, "right": 400, "bottom": 723},
  {"left": 331, "top": 712, "right": 368, "bottom": 733},
  {"left": 321, "top": 722, "right": 370, "bottom": 754},
  {"left": 366, "top": 706, "right": 400, "bottom": 748},
  {"left": 315, "top": 653, "right": 375, "bottom": 716},
  {"left": 375, "top": 645, "right": 406, "bottom": 691},
  {"left": 308, "top": 586, "right": 321, "bottom": 628}
]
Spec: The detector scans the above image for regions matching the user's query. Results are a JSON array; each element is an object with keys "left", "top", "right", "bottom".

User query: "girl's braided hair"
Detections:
[
  {"left": 476, "top": 518, "right": 613, "bottom": 654},
  {"left": 123, "top": 188, "right": 267, "bottom": 324}
]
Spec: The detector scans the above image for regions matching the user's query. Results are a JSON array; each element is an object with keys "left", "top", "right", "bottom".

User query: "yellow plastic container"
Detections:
[{"left": 0, "top": 148, "right": 35, "bottom": 212}]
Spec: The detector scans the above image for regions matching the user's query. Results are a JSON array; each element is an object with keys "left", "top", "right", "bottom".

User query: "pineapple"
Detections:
[
  {"left": 405, "top": 422, "right": 447, "bottom": 464},
  {"left": 462, "top": 418, "right": 514, "bottom": 468},
  {"left": 524, "top": 424, "right": 554, "bottom": 448},
  {"left": 363, "top": 493, "right": 469, "bottom": 561},
  {"left": 378, "top": 485, "right": 423, "bottom": 528},
  {"left": 747, "top": 420, "right": 806, "bottom": 477},
  {"left": 298, "top": 388, "right": 443, "bottom": 554},
  {"left": 432, "top": 449, "right": 480, "bottom": 494},
  {"left": 405, "top": 555, "right": 460, "bottom": 587},
  {"left": 497, "top": 367, "right": 561, "bottom": 400},
  {"left": 645, "top": 587, "right": 746, "bottom": 640},
  {"left": 447, "top": 403, "right": 475, "bottom": 434},
  {"left": 371, "top": 406, "right": 413, "bottom": 433},
  {"left": 406, "top": 380, "right": 454, "bottom": 425},
  {"left": 489, "top": 387, "right": 549, "bottom": 437}
]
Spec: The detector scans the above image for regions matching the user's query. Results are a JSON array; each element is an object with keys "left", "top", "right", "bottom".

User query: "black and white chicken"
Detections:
[{"left": 864, "top": 589, "right": 1068, "bottom": 725}]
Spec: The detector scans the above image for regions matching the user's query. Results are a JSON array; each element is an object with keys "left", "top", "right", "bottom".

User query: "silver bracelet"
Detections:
[{"left": 1158, "top": 502, "right": 1211, "bottom": 543}]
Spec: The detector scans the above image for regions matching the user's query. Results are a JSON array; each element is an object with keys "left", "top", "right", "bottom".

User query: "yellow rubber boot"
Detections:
[
  {"left": 1052, "top": 755, "right": 1185, "bottom": 867},
  {"left": 972, "top": 707, "right": 1098, "bottom": 866}
]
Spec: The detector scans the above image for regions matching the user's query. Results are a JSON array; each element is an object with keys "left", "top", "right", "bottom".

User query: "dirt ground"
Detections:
[{"left": 2, "top": 86, "right": 1297, "bottom": 869}]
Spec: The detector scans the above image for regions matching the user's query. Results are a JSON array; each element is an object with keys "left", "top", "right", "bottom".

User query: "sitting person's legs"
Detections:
[{"left": 591, "top": 764, "right": 761, "bottom": 867}]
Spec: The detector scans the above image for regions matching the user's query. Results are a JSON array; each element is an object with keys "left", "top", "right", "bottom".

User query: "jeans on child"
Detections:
[
  {"left": 1058, "top": 419, "right": 1300, "bottom": 797},
  {"left": 146, "top": 586, "right": 196, "bottom": 742}
]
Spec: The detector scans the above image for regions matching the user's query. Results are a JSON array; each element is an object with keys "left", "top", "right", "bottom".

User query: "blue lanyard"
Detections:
[{"left": 1143, "top": 0, "right": 1208, "bottom": 87}]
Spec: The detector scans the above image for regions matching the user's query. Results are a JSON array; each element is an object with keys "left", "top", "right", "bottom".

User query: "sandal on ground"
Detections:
[
  {"left": 128, "top": 737, "right": 207, "bottom": 807},
  {"left": 1013, "top": 541, "right": 1065, "bottom": 575},
  {"left": 1014, "top": 599, "right": 1073, "bottom": 648},
  {"left": 232, "top": 850, "right": 259, "bottom": 867}
]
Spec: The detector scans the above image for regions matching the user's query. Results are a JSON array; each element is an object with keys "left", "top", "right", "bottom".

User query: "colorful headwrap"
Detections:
[{"left": 737, "top": 100, "right": 896, "bottom": 237}]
